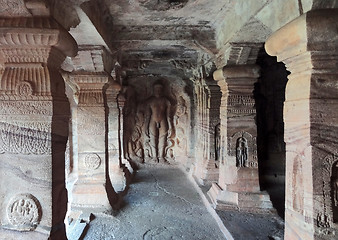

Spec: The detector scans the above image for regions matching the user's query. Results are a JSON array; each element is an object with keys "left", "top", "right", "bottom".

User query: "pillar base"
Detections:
[
  {"left": 208, "top": 182, "right": 275, "bottom": 214},
  {"left": 71, "top": 183, "right": 112, "bottom": 213}
]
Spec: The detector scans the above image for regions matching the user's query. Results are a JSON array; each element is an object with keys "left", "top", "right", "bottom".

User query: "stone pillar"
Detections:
[
  {"left": 193, "top": 78, "right": 211, "bottom": 183},
  {"left": 64, "top": 47, "right": 113, "bottom": 213},
  {"left": 208, "top": 65, "right": 273, "bottom": 212},
  {"left": 265, "top": 9, "right": 338, "bottom": 240},
  {"left": 106, "top": 82, "right": 129, "bottom": 192},
  {"left": 204, "top": 83, "right": 221, "bottom": 182},
  {"left": 0, "top": 17, "right": 77, "bottom": 239}
]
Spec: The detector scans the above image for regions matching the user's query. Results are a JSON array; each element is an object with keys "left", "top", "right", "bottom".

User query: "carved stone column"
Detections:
[
  {"left": 194, "top": 78, "right": 211, "bottom": 183},
  {"left": 0, "top": 17, "right": 77, "bottom": 239},
  {"left": 204, "top": 82, "right": 221, "bottom": 182},
  {"left": 64, "top": 46, "right": 113, "bottom": 213},
  {"left": 265, "top": 9, "right": 338, "bottom": 240},
  {"left": 106, "top": 81, "right": 129, "bottom": 192},
  {"left": 208, "top": 65, "right": 273, "bottom": 213}
]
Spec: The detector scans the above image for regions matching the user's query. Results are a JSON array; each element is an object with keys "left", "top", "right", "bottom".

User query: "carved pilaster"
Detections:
[
  {"left": 266, "top": 9, "right": 338, "bottom": 240},
  {"left": 0, "top": 16, "right": 77, "bottom": 239}
]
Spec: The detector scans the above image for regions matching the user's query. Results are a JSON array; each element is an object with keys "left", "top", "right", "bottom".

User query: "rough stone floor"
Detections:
[{"left": 82, "top": 166, "right": 225, "bottom": 240}]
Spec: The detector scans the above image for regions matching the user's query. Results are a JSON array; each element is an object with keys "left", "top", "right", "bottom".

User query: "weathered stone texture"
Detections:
[{"left": 266, "top": 8, "right": 338, "bottom": 240}]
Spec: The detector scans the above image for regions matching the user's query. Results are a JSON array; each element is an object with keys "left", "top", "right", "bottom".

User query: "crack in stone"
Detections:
[{"left": 150, "top": 172, "right": 197, "bottom": 207}]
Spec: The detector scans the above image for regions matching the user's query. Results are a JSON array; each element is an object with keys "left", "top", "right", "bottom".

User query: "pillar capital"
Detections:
[
  {"left": 0, "top": 17, "right": 77, "bottom": 65},
  {"left": 265, "top": 9, "right": 338, "bottom": 63}
]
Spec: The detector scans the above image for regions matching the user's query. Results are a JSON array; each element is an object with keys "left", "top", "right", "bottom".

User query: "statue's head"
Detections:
[{"left": 153, "top": 83, "right": 164, "bottom": 97}]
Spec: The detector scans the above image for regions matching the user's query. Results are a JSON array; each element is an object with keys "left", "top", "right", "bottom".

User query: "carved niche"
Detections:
[
  {"left": 123, "top": 79, "right": 189, "bottom": 164},
  {"left": 7, "top": 194, "right": 41, "bottom": 231},
  {"left": 318, "top": 154, "right": 338, "bottom": 229},
  {"left": 228, "top": 131, "right": 257, "bottom": 168}
]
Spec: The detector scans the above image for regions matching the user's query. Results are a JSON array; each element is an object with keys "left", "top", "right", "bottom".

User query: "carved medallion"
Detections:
[
  {"left": 84, "top": 153, "right": 101, "bottom": 170},
  {"left": 7, "top": 194, "right": 41, "bottom": 231},
  {"left": 16, "top": 81, "right": 33, "bottom": 96},
  {"left": 109, "top": 143, "right": 118, "bottom": 157}
]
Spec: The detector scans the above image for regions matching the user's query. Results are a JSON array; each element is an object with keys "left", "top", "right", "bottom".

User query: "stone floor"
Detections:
[{"left": 80, "top": 165, "right": 225, "bottom": 240}]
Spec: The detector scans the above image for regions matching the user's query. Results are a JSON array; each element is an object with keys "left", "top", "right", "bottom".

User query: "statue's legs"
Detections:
[
  {"left": 149, "top": 122, "right": 159, "bottom": 162},
  {"left": 158, "top": 120, "right": 169, "bottom": 162}
]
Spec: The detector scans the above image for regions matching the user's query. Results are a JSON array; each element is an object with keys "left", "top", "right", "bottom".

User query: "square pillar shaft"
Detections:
[
  {"left": 266, "top": 9, "right": 338, "bottom": 240},
  {"left": 0, "top": 17, "right": 77, "bottom": 239}
]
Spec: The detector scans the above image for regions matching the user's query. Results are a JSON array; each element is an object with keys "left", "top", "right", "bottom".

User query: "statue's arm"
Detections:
[{"left": 166, "top": 100, "right": 175, "bottom": 138}]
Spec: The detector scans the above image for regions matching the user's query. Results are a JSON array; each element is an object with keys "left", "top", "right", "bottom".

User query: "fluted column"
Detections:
[
  {"left": 266, "top": 9, "right": 338, "bottom": 240},
  {"left": 0, "top": 17, "right": 77, "bottom": 239}
]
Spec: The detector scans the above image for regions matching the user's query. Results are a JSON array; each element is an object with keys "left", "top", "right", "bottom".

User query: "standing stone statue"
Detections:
[
  {"left": 236, "top": 137, "right": 248, "bottom": 167},
  {"left": 144, "top": 83, "right": 173, "bottom": 163},
  {"left": 215, "top": 123, "right": 221, "bottom": 161}
]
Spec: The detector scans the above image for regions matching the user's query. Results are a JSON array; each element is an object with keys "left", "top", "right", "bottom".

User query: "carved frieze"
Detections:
[
  {"left": 7, "top": 194, "right": 41, "bottom": 231},
  {"left": 139, "top": 0, "right": 188, "bottom": 11},
  {"left": 227, "top": 94, "right": 256, "bottom": 115},
  {"left": 0, "top": 101, "right": 53, "bottom": 115},
  {"left": 0, "top": 121, "right": 51, "bottom": 154}
]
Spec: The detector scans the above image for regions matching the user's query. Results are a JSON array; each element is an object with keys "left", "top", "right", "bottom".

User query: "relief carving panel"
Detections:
[
  {"left": 84, "top": 153, "right": 101, "bottom": 170},
  {"left": 228, "top": 131, "right": 257, "bottom": 168},
  {"left": 124, "top": 79, "right": 190, "bottom": 164},
  {"left": 7, "top": 194, "right": 41, "bottom": 231}
]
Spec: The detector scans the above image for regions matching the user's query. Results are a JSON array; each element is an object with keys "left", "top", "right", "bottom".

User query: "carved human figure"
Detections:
[
  {"left": 215, "top": 123, "right": 221, "bottom": 161},
  {"left": 236, "top": 137, "right": 248, "bottom": 167},
  {"left": 144, "top": 83, "right": 173, "bottom": 163},
  {"left": 334, "top": 165, "right": 338, "bottom": 207}
]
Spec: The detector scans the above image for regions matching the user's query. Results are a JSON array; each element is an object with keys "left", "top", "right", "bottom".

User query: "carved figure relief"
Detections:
[
  {"left": 321, "top": 154, "right": 338, "bottom": 226},
  {"left": 229, "top": 131, "right": 257, "bottom": 168},
  {"left": 292, "top": 156, "right": 304, "bottom": 214},
  {"left": 144, "top": 83, "right": 174, "bottom": 163},
  {"left": 84, "top": 153, "right": 101, "bottom": 170},
  {"left": 236, "top": 137, "right": 248, "bottom": 167},
  {"left": 174, "top": 96, "right": 188, "bottom": 156},
  {"left": 124, "top": 87, "right": 145, "bottom": 162},
  {"left": 215, "top": 123, "right": 221, "bottom": 161},
  {"left": 7, "top": 194, "right": 41, "bottom": 231},
  {"left": 124, "top": 79, "right": 189, "bottom": 164}
]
